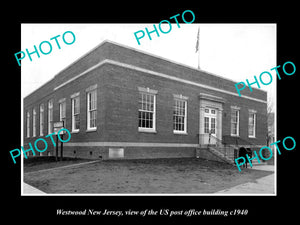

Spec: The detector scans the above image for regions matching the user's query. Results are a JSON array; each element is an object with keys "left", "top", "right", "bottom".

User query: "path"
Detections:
[{"left": 216, "top": 165, "right": 275, "bottom": 194}]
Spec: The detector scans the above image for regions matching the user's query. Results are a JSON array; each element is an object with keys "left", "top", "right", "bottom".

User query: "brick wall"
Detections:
[
  {"left": 49, "top": 41, "right": 267, "bottom": 101},
  {"left": 23, "top": 41, "right": 268, "bottom": 160},
  {"left": 57, "top": 146, "right": 196, "bottom": 160},
  {"left": 101, "top": 63, "right": 267, "bottom": 146}
]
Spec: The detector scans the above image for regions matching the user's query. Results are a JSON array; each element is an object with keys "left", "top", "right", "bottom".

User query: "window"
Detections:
[
  {"left": 48, "top": 100, "right": 53, "bottom": 134},
  {"left": 204, "top": 108, "right": 216, "bottom": 134},
  {"left": 109, "top": 148, "right": 124, "bottom": 159},
  {"left": 26, "top": 111, "right": 30, "bottom": 137},
  {"left": 138, "top": 87, "right": 157, "bottom": 132},
  {"left": 71, "top": 95, "right": 80, "bottom": 132},
  {"left": 249, "top": 110, "right": 256, "bottom": 138},
  {"left": 231, "top": 107, "right": 240, "bottom": 136},
  {"left": 59, "top": 100, "right": 66, "bottom": 127},
  {"left": 211, "top": 117, "right": 216, "bottom": 134},
  {"left": 204, "top": 117, "right": 209, "bottom": 133},
  {"left": 87, "top": 90, "right": 97, "bottom": 130},
  {"left": 33, "top": 108, "right": 36, "bottom": 137},
  {"left": 39, "top": 104, "right": 44, "bottom": 136},
  {"left": 173, "top": 98, "right": 187, "bottom": 133}
]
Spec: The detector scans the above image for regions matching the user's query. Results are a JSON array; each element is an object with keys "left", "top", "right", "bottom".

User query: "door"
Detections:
[{"left": 204, "top": 108, "right": 217, "bottom": 145}]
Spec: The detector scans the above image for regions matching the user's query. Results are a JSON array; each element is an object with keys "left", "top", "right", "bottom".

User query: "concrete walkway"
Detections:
[
  {"left": 23, "top": 182, "right": 46, "bottom": 194},
  {"left": 216, "top": 165, "right": 275, "bottom": 194}
]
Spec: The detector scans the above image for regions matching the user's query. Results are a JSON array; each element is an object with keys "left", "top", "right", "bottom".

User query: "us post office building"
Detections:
[{"left": 23, "top": 40, "right": 268, "bottom": 163}]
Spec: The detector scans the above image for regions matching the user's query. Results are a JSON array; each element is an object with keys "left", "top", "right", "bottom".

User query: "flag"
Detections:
[{"left": 195, "top": 27, "right": 200, "bottom": 53}]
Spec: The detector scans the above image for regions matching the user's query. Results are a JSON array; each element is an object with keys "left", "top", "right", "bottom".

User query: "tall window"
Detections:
[
  {"left": 39, "top": 104, "right": 44, "bottom": 136},
  {"left": 87, "top": 90, "right": 97, "bottom": 130},
  {"left": 138, "top": 87, "right": 157, "bottom": 132},
  {"left": 231, "top": 107, "right": 240, "bottom": 136},
  {"left": 204, "top": 108, "right": 216, "bottom": 135},
  {"left": 211, "top": 118, "right": 216, "bottom": 134},
  {"left": 204, "top": 117, "right": 209, "bottom": 133},
  {"left": 72, "top": 95, "right": 80, "bottom": 132},
  {"left": 173, "top": 97, "right": 187, "bottom": 133},
  {"left": 48, "top": 99, "right": 53, "bottom": 134},
  {"left": 248, "top": 110, "right": 256, "bottom": 138},
  {"left": 26, "top": 111, "right": 30, "bottom": 137},
  {"left": 33, "top": 108, "right": 36, "bottom": 137},
  {"left": 59, "top": 100, "right": 66, "bottom": 127}
]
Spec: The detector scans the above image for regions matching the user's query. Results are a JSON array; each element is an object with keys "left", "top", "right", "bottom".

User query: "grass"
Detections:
[
  {"left": 24, "top": 157, "right": 273, "bottom": 194},
  {"left": 23, "top": 156, "right": 93, "bottom": 173}
]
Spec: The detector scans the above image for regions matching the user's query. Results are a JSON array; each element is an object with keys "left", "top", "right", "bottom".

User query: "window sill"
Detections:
[
  {"left": 138, "top": 128, "right": 157, "bottom": 133},
  {"left": 230, "top": 134, "right": 239, "bottom": 137},
  {"left": 249, "top": 136, "right": 256, "bottom": 139},
  {"left": 86, "top": 128, "right": 97, "bottom": 132},
  {"left": 173, "top": 131, "right": 188, "bottom": 135},
  {"left": 71, "top": 130, "right": 80, "bottom": 134}
]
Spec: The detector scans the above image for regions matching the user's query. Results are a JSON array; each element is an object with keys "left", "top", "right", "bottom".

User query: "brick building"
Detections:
[{"left": 23, "top": 40, "right": 268, "bottom": 163}]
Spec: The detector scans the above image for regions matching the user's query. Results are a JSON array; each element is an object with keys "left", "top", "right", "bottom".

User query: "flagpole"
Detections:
[
  {"left": 198, "top": 45, "right": 200, "bottom": 70},
  {"left": 195, "top": 26, "right": 200, "bottom": 70}
]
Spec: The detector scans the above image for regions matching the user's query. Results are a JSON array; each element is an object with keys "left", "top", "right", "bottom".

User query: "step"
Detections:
[{"left": 207, "top": 147, "right": 233, "bottom": 164}]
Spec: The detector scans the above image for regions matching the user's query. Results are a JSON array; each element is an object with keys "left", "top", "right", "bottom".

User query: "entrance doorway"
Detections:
[
  {"left": 204, "top": 107, "right": 217, "bottom": 145},
  {"left": 199, "top": 93, "right": 225, "bottom": 147}
]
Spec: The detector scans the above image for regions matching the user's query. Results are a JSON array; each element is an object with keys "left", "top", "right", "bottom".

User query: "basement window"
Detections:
[{"left": 109, "top": 148, "right": 124, "bottom": 158}]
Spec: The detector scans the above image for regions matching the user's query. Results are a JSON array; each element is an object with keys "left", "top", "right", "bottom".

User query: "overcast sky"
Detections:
[{"left": 21, "top": 23, "right": 276, "bottom": 105}]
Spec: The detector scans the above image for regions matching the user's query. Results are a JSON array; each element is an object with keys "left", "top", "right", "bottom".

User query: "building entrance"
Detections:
[
  {"left": 203, "top": 107, "right": 217, "bottom": 145},
  {"left": 199, "top": 93, "right": 225, "bottom": 146}
]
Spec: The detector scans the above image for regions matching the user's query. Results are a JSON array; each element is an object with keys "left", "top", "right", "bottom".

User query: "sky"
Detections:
[{"left": 21, "top": 23, "right": 276, "bottom": 107}]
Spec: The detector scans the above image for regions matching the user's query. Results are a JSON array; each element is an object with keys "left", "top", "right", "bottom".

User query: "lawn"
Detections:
[{"left": 24, "top": 157, "right": 273, "bottom": 194}]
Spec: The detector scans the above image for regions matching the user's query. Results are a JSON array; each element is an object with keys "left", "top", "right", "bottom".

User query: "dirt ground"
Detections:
[{"left": 24, "top": 157, "right": 273, "bottom": 194}]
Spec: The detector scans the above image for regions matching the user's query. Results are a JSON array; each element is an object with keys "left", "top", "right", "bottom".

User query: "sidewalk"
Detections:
[
  {"left": 23, "top": 182, "right": 46, "bottom": 194},
  {"left": 216, "top": 165, "right": 275, "bottom": 194}
]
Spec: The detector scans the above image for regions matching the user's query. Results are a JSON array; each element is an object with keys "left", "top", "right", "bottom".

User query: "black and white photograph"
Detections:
[
  {"left": 21, "top": 23, "right": 276, "bottom": 195},
  {"left": 4, "top": 5, "right": 298, "bottom": 224}
]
